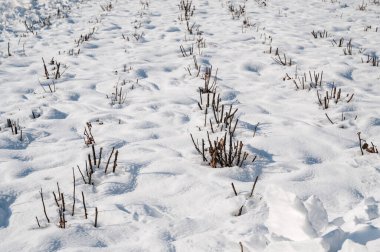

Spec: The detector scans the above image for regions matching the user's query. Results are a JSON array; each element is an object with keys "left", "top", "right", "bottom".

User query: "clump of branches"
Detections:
[
  {"left": 84, "top": 122, "right": 95, "bottom": 146},
  {"left": 190, "top": 131, "right": 253, "bottom": 168},
  {"left": 140, "top": 0, "right": 149, "bottom": 9},
  {"left": 362, "top": 24, "right": 378, "bottom": 32},
  {"left": 76, "top": 145, "right": 119, "bottom": 185},
  {"left": 228, "top": 2, "right": 246, "bottom": 19},
  {"left": 358, "top": 1, "right": 367, "bottom": 10},
  {"left": 185, "top": 55, "right": 201, "bottom": 76},
  {"left": 198, "top": 88, "right": 240, "bottom": 136},
  {"left": 186, "top": 20, "right": 198, "bottom": 35},
  {"left": 343, "top": 39, "right": 353, "bottom": 55},
  {"left": 362, "top": 54, "right": 379, "bottom": 67},
  {"left": 75, "top": 28, "right": 96, "bottom": 47},
  {"left": 39, "top": 16, "right": 52, "bottom": 28},
  {"left": 242, "top": 17, "right": 255, "bottom": 33},
  {"left": 100, "top": 2, "right": 113, "bottom": 11},
  {"left": 180, "top": 44, "right": 194, "bottom": 57},
  {"left": 264, "top": 45, "right": 277, "bottom": 55},
  {"left": 311, "top": 30, "right": 328, "bottom": 38},
  {"left": 316, "top": 85, "right": 354, "bottom": 109},
  {"left": 41, "top": 57, "right": 67, "bottom": 80},
  {"left": 358, "top": 132, "right": 378, "bottom": 155},
  {"left": 107, "top": 80, "right": 128, "bottom": 105},
  {"left": 199, "top": 66, "right": 218, "bottom": 94},
  {"left": 331, "top": 37, "right": 345, "bottom": 47},
  {"left": 178, "top": 0, "right": 195, "bottom": 21},
  {"left": 24, "top": 20, "right": 36, "bottom": 35},
  {"left": 195, "top": 35, "right": 206, "bottom": 54},
  {"left": 4, "top": 118, "right": 23, "bottom": 141},
  {"left": 273, "top": 53, "right": 293, "bottom": 66},
  {"left": 37, "top": 181, "right": 98, "bottom": 229},
  {"left": 325, "top": 111, "right": 358, "bottom": 125},
  {"left": 291, "top": 70, "right": 323, "bottom": 90},
  {"left": 23, "top": 15, "right": 52, "bottom": 35},
  {"left": 66, "top": 48, "right": 81, "bottom": 56},
  {"left": 132, "top": 31, "right": 144, "bottom": 41},
  {"left": 364, "top": 25, "right": 372, "bottom": 31},
  {"left": 177, "top": 0, "right": 201, "bottom": 36}
]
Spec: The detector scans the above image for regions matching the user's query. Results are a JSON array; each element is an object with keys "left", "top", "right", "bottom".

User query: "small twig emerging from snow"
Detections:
[
  {"left": 358, "top": 132, "right": 364, "bottom": 155},
  {"left": 82, "top": 192, "right": 88, "bottom": 219},
  {"left": 325, "top": 113, "right": 335, "bottom": 124},
  {"left": 231, "top": 182, "right": 238, "bottom": 196},
  {"left": 72, "top": 168, "right": 76, "bottom": 216},
  {"left": 105, "top": 147, "right": 115, "bottom": 174},
  {"left": 94, "top": 207, "right": 98, "bottom": 227},
  {"left": 35, "top": 216, "right": 41, "bottom": 228},
  {"left": 40, "top": 188, "right": 50, "bottom": 223},
  {"left": 249, "top": 176, "right": 259, "bottom": 198}
]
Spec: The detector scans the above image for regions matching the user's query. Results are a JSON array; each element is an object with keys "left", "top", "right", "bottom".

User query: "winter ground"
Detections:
[{"left": 0, "top": 0, "right": 380, "bottom": 251}]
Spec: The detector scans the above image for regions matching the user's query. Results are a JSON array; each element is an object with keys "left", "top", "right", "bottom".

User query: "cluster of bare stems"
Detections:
[
  {"left": 266, "top": 45, "right": 292, "bottom": 66},
  {"left": 331, "top": 37, "right": 353, "bottom": 55},
  {"left": 228, "top": 2, "right": 246, "bottom": 19},
  {"left": 179, "top": 0, "right": 202, "bottom": 36},
  {"left": 100, "top": 2, "right": 113, "bottom": 12},
  {"left": 358, "top": 132, "right": 378, "bottom": 155},
  {"left": 343, "top": 39, "right": 353, "bottom": 55},
  {"left": 364, "top": 25, "right": 379, "bottom": 32},
  {"left": 20, "top": 0, "right": 72, "bottom": 37},
  {"left": 231, "top": 175, "right": 259, "bottom": 217},
  {"left": 283, "top": 70, "right": 357, "bottom": 125},
  {"left": 130, "top": 19, "right": 145, "bottom": 41},
  {"left": 37, "top": 131, "right": 120, "bottom": 229},
  {"left": 75, "top": 28, "right": 96, "bottom": 47},
  {"left": 283, "top": 70, "right": 323, "bottom": 90},
  {"left": 140, "top": 0, "right": 149, "bottom": 9},
  {"left": 242, "top": 17, "right": 255, "bottom": 33},
  {"left": 107, "top": 80, "right": 128, "bottom": 105},
  {"left": 358, "top": 1, "right": 367, "bottom": 10},
  {"left": 84, "top": 122, "right": 95, "bottom": 146},
  {"left": 362, "top": 54, "right": 379, "bottom": 67},
  {"left": 178, "top": 0, "right": 195, "bottom": 21},
  {"left": 38, "top": 178, "right": 98, "bottom": 229},
  {"left": 191, "top": 131, "right": 252, "bottom": 168},
  {"left": 254, "top": 0, "right": 267, "bottom": 7},
  {"left": 317, "top": 85, "right": 354, "bottom": 110},
  {"left": 311, "top": 29, "right": 328, "bottom": 38},
  {"left": 23, "top": 17, "right": 50, "bottom": 35},
  {"left": 273, "top": 52, "right": 293, "bottom": 66},
  {"left": 42, "top": 57, "right": 67, "bottom": 80},
  {"left": 180, "top": 44, "right": 194, "bottom": 57},
  {"left": 181, "top": 36, "right": 206, "bottom": 59},
  {"left": 190, "top": 66, "right": 256, "bottom": 168},
  {"left": 2, "top": 119, "right": 23, "bottom": 141},
  {"left": 331, "top": 37, "right": 346, "bottom": 47},
  {"left": 76, "top": 145, "right": 119, "bottom": 185}
]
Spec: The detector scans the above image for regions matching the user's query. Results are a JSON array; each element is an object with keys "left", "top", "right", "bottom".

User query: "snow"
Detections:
[{"left": 0, "top": 0, "right": 379, "bottom": 251}]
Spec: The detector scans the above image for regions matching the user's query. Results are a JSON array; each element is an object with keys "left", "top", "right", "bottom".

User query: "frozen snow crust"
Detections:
[{"left": 0, "top": 0, "right": 379, "bottom": 251}]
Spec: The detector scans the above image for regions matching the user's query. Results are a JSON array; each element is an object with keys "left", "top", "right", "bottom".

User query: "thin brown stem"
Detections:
[
  {"left": 231, "top": 182, "right": 238, "bottom": 196},
  {"left": 249, "top": 176, "right": 259, "bottom": 197},
  {"left": 40, "top": 188, "right": 50, "bottom": 223},
  {"left": 82, "top": 191, "right": 88, "bottom": 219}
]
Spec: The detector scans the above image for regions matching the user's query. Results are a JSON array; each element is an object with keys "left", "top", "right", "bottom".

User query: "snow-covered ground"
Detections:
[{"left": 0, "top": 0, "right": 379, "bottom": 251}]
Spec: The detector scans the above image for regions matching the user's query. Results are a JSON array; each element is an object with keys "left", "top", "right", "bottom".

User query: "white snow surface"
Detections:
[{"left": 0, "top": 0, "right": 380, "bottom": 251}]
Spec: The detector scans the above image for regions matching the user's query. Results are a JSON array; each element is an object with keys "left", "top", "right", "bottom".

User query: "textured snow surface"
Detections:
[{"left": 0, "top": 0, "right": 380, "bottom": 251}]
